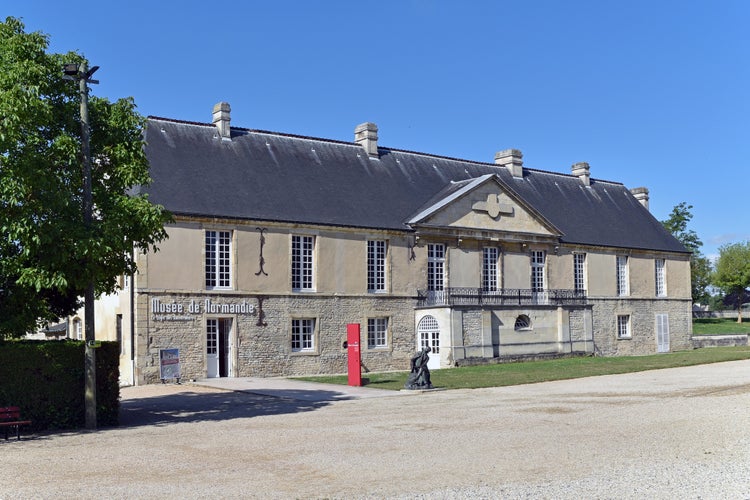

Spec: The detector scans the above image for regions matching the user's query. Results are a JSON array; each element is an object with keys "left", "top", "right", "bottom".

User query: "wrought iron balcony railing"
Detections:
[{"left": 417, "top": 288, "right": 587, "bottom": 307}]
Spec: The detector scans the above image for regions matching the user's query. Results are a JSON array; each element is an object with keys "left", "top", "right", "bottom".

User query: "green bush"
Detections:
[{"left": 0, "top": 340, "right": 120, "bottom": 431}]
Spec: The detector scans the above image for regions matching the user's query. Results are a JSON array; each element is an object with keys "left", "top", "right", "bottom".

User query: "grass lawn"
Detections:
[
  {"left": 692, "top": 317, "right": 750, "bottom": 335},
  {"left": 293, "top": 346, "right": 750, "bottom": 391}
]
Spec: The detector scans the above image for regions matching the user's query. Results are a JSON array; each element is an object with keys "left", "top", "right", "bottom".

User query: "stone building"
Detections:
[{"left": 85, "top": 103, "right": 692, "bottom": 385}]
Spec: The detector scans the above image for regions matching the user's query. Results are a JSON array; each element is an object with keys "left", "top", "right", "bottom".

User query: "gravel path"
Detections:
[{"left": 2, "top": 360, "right": 750, "bottom": 499}]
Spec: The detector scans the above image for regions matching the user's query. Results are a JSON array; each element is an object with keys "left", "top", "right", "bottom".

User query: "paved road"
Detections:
[{"left": 2, "top": 361, "right": 750, "bottom": 499}]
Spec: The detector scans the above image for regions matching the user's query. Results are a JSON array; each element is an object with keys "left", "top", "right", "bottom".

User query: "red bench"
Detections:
[{"left": 0, "top": 406, "right": 31, "bottom": 440}]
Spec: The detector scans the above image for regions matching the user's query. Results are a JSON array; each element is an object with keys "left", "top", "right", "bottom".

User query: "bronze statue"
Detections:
[{"left": 404, "top": 346, "right": 433, "bottom": 389}]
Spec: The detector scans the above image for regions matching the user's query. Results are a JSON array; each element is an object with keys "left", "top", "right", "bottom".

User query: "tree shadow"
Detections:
[{"left": 118, "top": 389, "right": 344, "bottom": 428}]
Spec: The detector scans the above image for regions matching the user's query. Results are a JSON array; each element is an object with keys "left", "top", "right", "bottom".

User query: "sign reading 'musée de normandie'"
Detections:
[{"left": 151, "top": 298, "right": 256, "bottom": 321}]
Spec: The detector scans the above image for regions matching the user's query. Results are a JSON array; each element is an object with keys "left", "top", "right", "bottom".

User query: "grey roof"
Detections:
[{"left": 142, "top": 117, "right": 688, "bottom": 254}]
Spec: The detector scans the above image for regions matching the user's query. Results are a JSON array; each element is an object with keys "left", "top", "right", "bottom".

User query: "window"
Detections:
[
  {"left": 292, "top": 235, "right": 315, "bottom": 291},
  {"left": 367, "top": 317, "right": 388, "bottom": 348},
  {"left": 514, "top": 315, "right": 532, "bottom": 331},
  {"left": 427, "top": 244, "right": 445, "bottom": 292},
  {"left": 655, "top": 259, "right": 666, "bottom": 297},
  {"left": 206, "top": 319, "right": 218, "bottom": 355},
  {"left": 73, "top": 319, "right": 82, "bottom": 340},
  {"left": 531, "top": 250, "right": 545, "bottom": 292},
  {"left": 291, "top": 318, "right": 315, "bottom": 352},
  {"left": 482, "top": 247, "right": 499, "bottom": 292},
  {"left": 616, "top": 255, "right": 629, "bottom": 296},
  {"left": 206, "top": 230, "right": 231, "bottom": 289},
  {"left": 574, "top": 253, "right": 586, "bottom": 293},
  {"left": 617, "top": 314, "right": 631, "bottom": 339},
  {"left": 367, "top": 240, "right": 387, "bottom": 293}
]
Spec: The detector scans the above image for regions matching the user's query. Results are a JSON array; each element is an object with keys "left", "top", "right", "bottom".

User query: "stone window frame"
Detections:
[
  {"left": 291, "top": 317, "right": 318, "bottom": 354},
  {"left": 514, "top": 314, "right": 532, "bottom": 331},
  {"left": 617, "top": 314, "right": 631, "bottom": 339},
  {"left": 367, "top": 317, "right": 389, "bottom": 349},
  {"left": 366, "top": 239, "right": 387, "bottom": 293}
]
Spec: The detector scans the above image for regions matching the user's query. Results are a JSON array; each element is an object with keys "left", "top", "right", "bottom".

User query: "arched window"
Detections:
[
  {"left": 417, "top": 315, "right": 440, "bottom": 354},
  {"left": 514, "top": 315, "right": 532, "bottom": 331}
]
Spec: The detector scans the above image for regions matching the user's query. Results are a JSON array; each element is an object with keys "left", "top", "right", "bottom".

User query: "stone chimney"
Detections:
[
  {"left": 354, "top": 122, "right": 379, "bottom": 157},
  {"left": 212, "top": 102, "right": 231, "bottom": 140},
  {"left": 494, "top": 149, "right": 523, "bottom": 178},
  {"left": 571, "top": 162, "right": 591, "bottom": 186},
  {"left": 631, "top": 187, "right": 649, "bottom": 210}
]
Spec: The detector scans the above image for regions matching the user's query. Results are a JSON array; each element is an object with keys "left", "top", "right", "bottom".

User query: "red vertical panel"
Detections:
[{"left": 347, "top": 323, "right": 362, "bottom": 387}]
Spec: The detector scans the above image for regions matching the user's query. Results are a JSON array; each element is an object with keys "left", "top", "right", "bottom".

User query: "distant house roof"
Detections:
[{"left": 142, "top": 116, "right": 688, "bottom": 254}]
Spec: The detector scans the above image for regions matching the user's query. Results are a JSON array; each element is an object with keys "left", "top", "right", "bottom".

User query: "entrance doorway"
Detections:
[
  {"left": 207, "top": 318, "right": 232, "bottom": 378},
  {"left": 417, "top": 315, "right": 441, "bottom": 370}
]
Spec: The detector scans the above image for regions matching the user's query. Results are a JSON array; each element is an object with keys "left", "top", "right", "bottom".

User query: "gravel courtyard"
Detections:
[{"left": 2, "top": 360, "right": 750, "bottom": 499}]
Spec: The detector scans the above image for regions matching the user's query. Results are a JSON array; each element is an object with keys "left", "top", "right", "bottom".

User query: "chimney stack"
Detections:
[
  {"left": 212, "top": 102, "right": 231, "bottom": 140},
  {"left": 354, "top": 122, "right": 379, "bottom": 157},
  {"left": 494, "top": 149, "right": 523, "bottom": 178},
  {"left": 571, "top": 162, "right": 591, "bottom": 186},
  {"left": 631, "top": 187, "right": 649, "bottom": 210}
]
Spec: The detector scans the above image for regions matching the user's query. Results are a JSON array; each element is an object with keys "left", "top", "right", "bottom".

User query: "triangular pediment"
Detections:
[{"left": 407, "top": 174, "right": 561, "bottom": 237}]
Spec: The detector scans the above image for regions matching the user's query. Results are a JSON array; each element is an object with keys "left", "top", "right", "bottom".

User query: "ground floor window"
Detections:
[
  {"left": 367, "top": 317, "right": 388, "bottom": 348},
  {"left": 617, "top": 314, "right": 631, "bottom": 339},
  {"left": 292, "top": 318, "right": 316, "bottom": 352}
]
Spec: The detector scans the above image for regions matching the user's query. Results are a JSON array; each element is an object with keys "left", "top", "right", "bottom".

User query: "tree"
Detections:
[
  {"left": 0, "top": 17, "right": 170, "bottom": 338},
  {"left": 660, "top": 202, "right": 711, "bottom": 304},
  {"left": 712, "top": 242, "right": 750, "bottom": 323}
]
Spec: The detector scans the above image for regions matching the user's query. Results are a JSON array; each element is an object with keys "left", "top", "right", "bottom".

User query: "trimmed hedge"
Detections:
[{"left": 0, "top": 340, "right": 120, "bottom": 431}]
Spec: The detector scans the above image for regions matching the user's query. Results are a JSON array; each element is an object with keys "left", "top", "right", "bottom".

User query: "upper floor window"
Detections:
[
  {"left": 655, "top": 258, "right": 666, "bottom": 297},
  {"left": 206, "top": 230, "right": 231, "bottom": 289},
  {"left": 367, "top": 317, "right": 389, "bottom": 348},
  {"left": 367, "top": 240, "right": 387, "bottom": 293},
  {"left": 574, "top": 253, "right": 586, "bottom": 293},
  {"left": 616, "top": 255, "right": 629, "bottom": 296},
  {"left": 427, "top": 244, "right": 445, "bottom": 291},
  {"left": 292, "top": 235, "right": 315, "bottom": 291},
  {"left": 482, "top": 247, "right": 499, "bottom": 292},
  {"left": 531, "top": 250, "right": 545, "bottom": 292}
]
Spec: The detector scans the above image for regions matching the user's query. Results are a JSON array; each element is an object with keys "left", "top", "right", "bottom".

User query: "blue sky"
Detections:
[{"left": 9, "top": 0, "right": 750, "bottom": 259}]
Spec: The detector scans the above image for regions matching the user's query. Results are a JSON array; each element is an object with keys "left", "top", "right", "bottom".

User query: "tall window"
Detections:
[
  {"left": 367, "top": 317, "right": 388, "bottom": 348},
  {"left": 655, "top": 258, "right": 666, "bottom": 297},
  {"left": 574, "top": 253, "right": 586, "bottom": 293},
  {"left": 616, "top": 255, "right": 629, "bottom": 296},
  {"left": 427, "top": 244, "right": 445, "bottom": 291},
  {"left": 291, "top": 318, "right": 315, "bottom": 352},
  {"left": 292, "top": 235, "right": 315, "bottom": 291},
  {"left": 73, "top": 319, "right": 82, "bottom": 340},
  {"left": 617, "top": 314, "right": 631, "bottom": 339},
  {"left": 482, "top": 247, "right": 499, "bottom": 292},
  {"left": 367, "top": 240, "right": 387, "bottom": 293},
  {"left": 531, "top": 250, "right": 545, "bottom": 292},
  {"left": 206, "top": 230, "right": 231, "bottom": 289}
]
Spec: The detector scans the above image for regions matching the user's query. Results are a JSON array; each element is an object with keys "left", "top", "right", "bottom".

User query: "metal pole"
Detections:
[{"left": 79, "top": 61, "right": 97, "bottom": 430}]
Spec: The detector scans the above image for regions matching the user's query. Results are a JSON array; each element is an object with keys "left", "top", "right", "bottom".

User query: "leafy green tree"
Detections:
[
  {"left": 660, "top": 202, "right": 711, "bottom": 304},
  {"left": 0, "top": 17, "right": 170, "bottom": 338},
  {"left": 712, "top": 242, "right": 750, "bottom": 323}
]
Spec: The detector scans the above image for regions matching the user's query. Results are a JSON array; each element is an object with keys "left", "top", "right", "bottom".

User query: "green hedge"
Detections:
[{"left": 0, "top": 340, "right": 120, "bottom": 431}]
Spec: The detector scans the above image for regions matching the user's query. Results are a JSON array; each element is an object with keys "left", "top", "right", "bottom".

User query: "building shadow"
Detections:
[{"left": 118, "top": 389, "right": 342, "bottom": 428}]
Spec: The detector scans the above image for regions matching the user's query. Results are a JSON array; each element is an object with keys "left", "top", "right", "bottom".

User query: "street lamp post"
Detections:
[{"left": 63, "top": 61, "right": 99, "bottom": 430}]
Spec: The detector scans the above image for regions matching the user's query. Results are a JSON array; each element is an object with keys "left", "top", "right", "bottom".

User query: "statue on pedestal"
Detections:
[{"left": 404, "top": 346, "right": 433, "bottom": 390}]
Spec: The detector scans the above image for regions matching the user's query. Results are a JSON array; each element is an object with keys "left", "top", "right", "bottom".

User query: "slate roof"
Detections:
[{"left": 142, "top": 117, "right": 688, "bottom": 254}]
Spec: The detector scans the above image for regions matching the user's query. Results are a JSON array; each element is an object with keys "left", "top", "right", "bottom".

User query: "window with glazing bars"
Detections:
[
  {"left": 367, "top": 317, "right": 388, "bottom": 348},
  {"left": 574, "top": 253, "right": 586, "bottom": 292},
  {"left": 206, "top": 230, "right": 231, "bottom": 289},
  {"left": 617, "top": 255, "right": 629, "bottom": 296},
  {"left": 427, "top": 244, "right": 445, "bottom": 291},
  {"left": 292, "top": 235, "right": 314, "bottom": 291},
  {"left": 367, "top": 240, "right": 387, "bottom": 292},
  {"left": 655, "top": 259, "right": 666, "bottom": 297},
  {"left": 482, "top": 247, "right": 499, "bottom": 292},
  {"left": 291, "top": 318, "right": 315, "bottom": 351},
  {"left": 617, "top": 314, "right": 631, "bottom": 339},
  {"left": 531, "top": 250, "right": 545, "bottom": 292}
]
